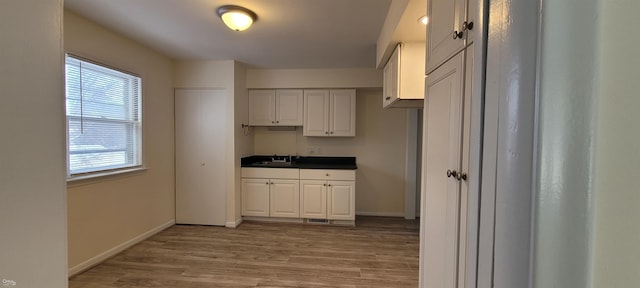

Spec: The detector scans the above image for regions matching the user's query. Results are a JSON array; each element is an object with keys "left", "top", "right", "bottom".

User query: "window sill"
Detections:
[{"left": 67, "top": 167, "right": 148, "bottom": 187}]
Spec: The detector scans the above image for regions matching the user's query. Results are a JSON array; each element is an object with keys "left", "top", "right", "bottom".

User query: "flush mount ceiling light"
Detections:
[{"left": 217, "top": 5, "right": 257, "bottom": 31}]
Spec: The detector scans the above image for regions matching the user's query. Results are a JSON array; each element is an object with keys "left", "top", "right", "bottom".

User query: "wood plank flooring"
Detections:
[{"left": 69, "top": 216, "right": 419, "bottom": 288}]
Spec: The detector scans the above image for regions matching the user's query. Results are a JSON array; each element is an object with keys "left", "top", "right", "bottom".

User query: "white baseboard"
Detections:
[
  {"left": 225, "top": 217, "right": 243, "bottom": 228},
  {"left": 68, "top": 219, "right": 175, "bottom": 277},
  {"left": 356, "top": 211, "right": 405, "bottom": 217}
]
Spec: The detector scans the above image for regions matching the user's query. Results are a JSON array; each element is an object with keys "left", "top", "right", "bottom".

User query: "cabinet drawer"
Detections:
[
  {"left": 299, "top": 169, "right": 355, "bottom": 181},
  {"left": 241, "top": 167, "right": 299, "bottom": 179}
]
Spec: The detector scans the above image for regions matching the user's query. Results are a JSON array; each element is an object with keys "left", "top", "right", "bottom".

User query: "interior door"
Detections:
[
  {"left": 422, "top": 52, "right": 465, "bottom": 288},
  {"left": 175, "top": 89, "right": 227, "bottom": 226}
]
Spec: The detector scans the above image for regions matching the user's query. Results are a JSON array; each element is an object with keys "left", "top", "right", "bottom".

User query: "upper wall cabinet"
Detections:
[
  {"left": 383, "top": 42, "right": 426, "bottom": 109},
  {"left": 303, "top": 89, "right": 356, "bottom": 137},
  {"left": 249, "top": 89, "right": 304, "bottom": 126},
  {"left": 426, "top": 0, "right": 477, "bottom": 74}
]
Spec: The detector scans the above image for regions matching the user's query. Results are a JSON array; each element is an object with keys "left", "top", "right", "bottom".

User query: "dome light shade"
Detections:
[{"left": 217, "top": 5, "right": 257, "bottom": 31}]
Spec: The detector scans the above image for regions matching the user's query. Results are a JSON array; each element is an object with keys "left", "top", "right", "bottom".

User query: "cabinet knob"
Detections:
[
  {"left": 462, "top": 21, "right": 474, "bottom": 31},
  {"left": 323, "top": 184, "right": 327, "bottom": 187},
  {"left": 276, "top": 121, "right": 279, "bottom": 124},
  {"left": 325, "top": 131, "right": 329, "bottom": 135},
  {"left": 201, "top": 163, "right": 205, "bottom": 166},
  {"left": 385, "top": 96, "right": 391, "bottom": 100},
  {"left": 458, "top": 173, "right": 468, "bottom": 181},
  {"left": 453, "top": 30, "right": 464, "bottom": 39},
  {"left": 328, "top": 184, "right": 332, "bottom": 187},
  {"left": 271, "top": 121, "right": 275, "bottom": 124},
  {"left": 330, "top": 131, "right": 334, "bottom": 135},
  {"left": 446, "top": 169, "right": 458, "bottom": 178},
  {"left": 326, "top": 173, "right": 329, "bottom": 176}
]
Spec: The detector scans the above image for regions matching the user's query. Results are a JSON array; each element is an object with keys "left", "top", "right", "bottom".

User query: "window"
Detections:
[{"left": 65, "top": 55, "right": 142, "bottom": 177}]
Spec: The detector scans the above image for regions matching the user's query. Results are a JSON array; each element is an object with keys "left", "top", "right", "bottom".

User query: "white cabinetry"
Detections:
[
  {"left": 421, "top": 47, "right": 475, "bottom": 288},
  {"left": 303, "top": 89, "right": 356, "bottom": 137},
  {"left": 426, "top": 0, "right": 477, "bottom": 74},
  {"left": 241, "top": 168, "right": 300, "bottom": 218},
  {"left": 249, "top": 89, "right": 303, "bottom": 126},
  {"left": 175, "top": 89, "right": 227, "bottom": 226},
  {"left": 299, "top": 169, "right": 356, "bottom": 221},
  {"left": 383, "top": 42, "right": 426, "bottom": 108}
]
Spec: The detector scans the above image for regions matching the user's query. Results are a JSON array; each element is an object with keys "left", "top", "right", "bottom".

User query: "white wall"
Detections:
[
  {"left": 0, "top": 1, "right": 68, "bottom": 287},
  {"left": 253, "top": 89, "right": 408, "bottom": 216},
  {"left": 592, "top": 0, "right": 640, "bottom": 286},
  {"left": 64, "top": 10, "right": 176, "bottom": 273}
]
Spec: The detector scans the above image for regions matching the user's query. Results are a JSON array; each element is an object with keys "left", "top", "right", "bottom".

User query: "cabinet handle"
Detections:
[
  {"left": 462, "top": 21, "right": 474, "bottom": 31},
  {"left": 453, "top": 30, "right": 464, "bottom": 39}
]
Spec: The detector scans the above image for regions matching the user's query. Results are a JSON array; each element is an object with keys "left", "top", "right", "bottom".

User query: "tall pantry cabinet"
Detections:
[
  {"left": 175, "top": 89, "right": 227, "bottom": 226},
  {"left": 421, "top": 0, "right": 482, "bottom": 285}
]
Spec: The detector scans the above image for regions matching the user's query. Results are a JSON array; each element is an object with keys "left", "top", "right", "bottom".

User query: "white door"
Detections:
[
  {"left": 249, "top": 90, "right": 275, "bottom": 126},
  {"left": 426, "top": 0, "right": 466, "bottom": 73},
  {"left": 303, "top": 89, "right": 330, "bottom": 136},
  {"left": 422, "top": 52, "right": 465, "bottom": 288},
  {"left": 241, "top": 178, "right": 270, "bottom": 217},
  {"left": 276, "top": 89, "right": 303, "bottom": 126},
  {"left": 327, "top": 181, "right": 355, "bottom": 220},
  {"left": 330, "top": 89, "right": 356, "bottom": 137},
  {"left": 300, "top": 180, "right": 327, "bottom": 218},
  {"left": 175, "top": 89, "right": 227, "bottom": 226},
  {"left": 269, "top": 179, "right": 300, "bottom": 218}
]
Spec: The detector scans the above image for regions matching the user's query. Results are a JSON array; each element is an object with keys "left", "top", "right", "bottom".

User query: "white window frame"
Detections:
[{"left": 64, "top": 54, "right": 143, "bottom": 179}]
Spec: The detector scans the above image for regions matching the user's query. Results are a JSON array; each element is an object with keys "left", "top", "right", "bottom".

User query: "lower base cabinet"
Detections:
[
  {"left": 300, "top": 169, "right": 356, "bottom": 221},
  {"left": 241, "top": 167, "right": 356, "bottom": 222},
  {"left": 241, "top": 168, "right": 300, "bottom": 218}
]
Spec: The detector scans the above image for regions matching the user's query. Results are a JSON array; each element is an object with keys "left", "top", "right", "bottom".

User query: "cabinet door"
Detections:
[
  {"left": 269, "top": 179, "right": 300, "bottom": 218},
  {"left": 383, "top": 46, "right": 400, "bottom": 108},
  {"left": 329, "top": 89, "right": 356, "bottom": 137},
  {"left": 426, "top": 0, "right": 466, "bottom": 74},
  {"left": 457, "top": 44, "right": 474, "bottom": 288},
  {"left": 242, "top": 178, "right": 270, "bottom": 217},
  {"left": 422, "top": 52, "right": 465, "bottom": 288},
  {"left": 300, "top": 180, "right": 327, "bottom": 219},
  {"left": 303, "top": 89, "right": 330, "bottom": 136},
  {"left": 249, "top": 90, "right": 276, "bottom": 126},
  {"left": 327, "top": 181, "right": 355, "bottom": 220},
  {"left": 276, "top": 89, "right": 303, "bottom": 126}
]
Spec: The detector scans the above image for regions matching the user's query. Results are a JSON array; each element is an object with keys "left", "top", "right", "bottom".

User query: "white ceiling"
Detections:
[{"left": 64, "top": 0, "right": 395, "bottom": 69}]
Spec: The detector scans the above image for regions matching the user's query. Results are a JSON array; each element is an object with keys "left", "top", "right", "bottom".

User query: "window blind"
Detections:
[{"left": 65, "top": 55, "right": 142, "bottom": 176}]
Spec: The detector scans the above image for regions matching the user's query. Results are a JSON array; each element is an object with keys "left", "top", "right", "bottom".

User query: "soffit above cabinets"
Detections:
[{"left": 376, "top": 0, "right": 427, "bottom": 68}]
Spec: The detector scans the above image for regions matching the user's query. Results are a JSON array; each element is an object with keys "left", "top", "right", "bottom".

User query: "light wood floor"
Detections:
[{"left": 69, "top": 216, "right": 419, "bottom": 288}]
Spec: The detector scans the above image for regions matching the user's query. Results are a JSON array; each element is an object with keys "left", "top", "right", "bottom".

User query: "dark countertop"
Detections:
[{"left": 241, "top": 155, "right": 357, "bottom": 170}]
